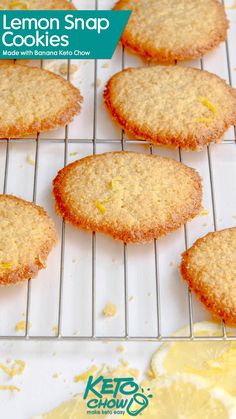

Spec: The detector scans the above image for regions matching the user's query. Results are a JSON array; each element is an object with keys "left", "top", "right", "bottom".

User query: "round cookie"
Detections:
[
  {"left": 0, "top": 195, "right": 57, "bottom": 285},
  {"left": 0, "top": 0, "right": 76, "bottom": 10},
  {"left": 104, "top": 66, "right": 236, "bottom": 150},
  {"left": 113, "top": 0, "right": 228, "bottom": 63},
  {"left": 0, "top": 64, "right": 82, "bottom": 138},
  {"left": 53, "top": 151, "right": 202, "bottom": 243},
  {"left": 181, "top": 228, "right": 236, "bottom": 324}
]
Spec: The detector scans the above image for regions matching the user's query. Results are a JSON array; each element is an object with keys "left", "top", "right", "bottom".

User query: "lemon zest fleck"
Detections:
[
  {"left": 0, "top": 360, "right": 26, "bottom": 377},
  {"left": 199, "top": 210, "right": 209, "bottom": 216},
  {"left": 0, "top": 385, "right": 20, "bottom": 391},
  {"left": 0, "top": 262, "right": 12, "bottom": 271},
  {"left": 15, "top": 320, "right": 32, "bottom": 332},
  {"left": 26, "top": 154, "right": 35, "bottom": 166},
  {"left": 95, "top": 202, "right": 106, "bottom": 214},
  {"left": 198, "top": 96, "right": 217, "bottom": 114},
  {"left": 9, "top": 1, "right": 29, "bottom": 9},
  {"left": 53, "top": 325, "right": 59, "bottom": 335}
]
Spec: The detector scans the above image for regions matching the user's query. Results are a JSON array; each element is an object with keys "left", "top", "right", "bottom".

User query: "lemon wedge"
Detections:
[{"left": 151, "top": 321, "right": 236, "bottom": 396}]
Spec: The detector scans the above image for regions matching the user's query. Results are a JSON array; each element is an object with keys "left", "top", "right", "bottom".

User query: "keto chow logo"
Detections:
[{"left": 83, "top": 375, "right": 152, "bottom": 416}]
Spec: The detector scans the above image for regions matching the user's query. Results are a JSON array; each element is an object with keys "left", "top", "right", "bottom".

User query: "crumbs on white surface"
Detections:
[
  {"left": 0, "top": 360, "right": 26, "bottom": 377},
  {"left": 147, "top": 292, "right": 152, "bottom": 297},
  {"left": 26, "top": 154, "right": 35, "bottom": 166},
  {"left": 102, "top": 302, "right": 117, "bottom": 317},
  {"left": 0, "top": 385, "right": 20, "bottom": 392},
  {"left": 128, "top": 296, "right": 134, "bottom": 302},
  {"left": 15, "top": 320, "right": 32, "bottom": 332},
  {"left": 69, "top": 151, "right": 78, "bottom": 157},
  {"left": 202, "top": 223, "right": 208, "bottom": 227}
]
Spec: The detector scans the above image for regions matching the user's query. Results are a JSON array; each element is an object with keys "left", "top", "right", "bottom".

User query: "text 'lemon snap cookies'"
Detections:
[
  {"left": 0, "top": 0, "right": 76, "bottom": 10},
  {"left": 113, "top": 0, "right": 228, "bottom": 63},
  {"left": 104, "top": 66, "right": 236, "bottom": 150},
  {"left": 181, "top": 228, "right": 236, "bottom": 325},
  {"left": 0, "top": 195, "right": 57, "bottom": 286},
  {"left": 53, "top": 152, "right": 202, "bottom": 244},
  {"left": 0, "top": 64, "right": 82, "bottom": 139}
]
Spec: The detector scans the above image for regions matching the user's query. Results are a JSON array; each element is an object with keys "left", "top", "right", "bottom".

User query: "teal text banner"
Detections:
[{"left": 0, "top": 10, "right": 131, "bottom": 59}]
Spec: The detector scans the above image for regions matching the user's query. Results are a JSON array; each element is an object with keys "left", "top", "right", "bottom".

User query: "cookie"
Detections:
[
  {"left": 113, "top": 0, "right": 228, "bottom": 63},
  {"left": 53, "top": 151, "right": 202, "bottom": 243},
  {"left": 0, "top": 195, "right": 57, "bottom": 285},
  {"left": 0, "top": 0, "right": 76, "bottom": 10},
  {"left": 181, "top": 228, "right": 236, "bottom": 325},
  {"left": 0, "top": 64, "right": 82, "bottom": 138},
  {"left": 104, "top": 66, "right": 236, "bottom": 150}
]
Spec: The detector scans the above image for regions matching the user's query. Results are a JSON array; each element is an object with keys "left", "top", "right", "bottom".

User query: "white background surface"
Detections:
[{"left": 0, "top": 0, "right": 236, "bottom": 417}]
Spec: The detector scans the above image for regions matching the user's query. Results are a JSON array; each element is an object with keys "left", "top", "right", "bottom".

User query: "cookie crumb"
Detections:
[
  {"left": 53, "top": 325, "right": 59, "bottom": 335},
  {"left": 59, "top": 63, "right": 79, "bottom": 77},
  {"left": 102, "top": 62, "right": 110, "bottom": 69},
  {"left": 26, "top": 154, "right": 35, "bottom": 166},
  {"left": 15, "top": 320, "right": 32, "bottom": 332},
  {"left": 117, "top": 345, "right": 126, "bottom": 353},
  {"left": 102, "top": 302, "right": 117, "bottom": 317}
]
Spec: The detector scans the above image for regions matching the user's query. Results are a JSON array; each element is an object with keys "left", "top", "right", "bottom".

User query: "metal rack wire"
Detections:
[{"left": 0, "top": 0, "right": 236, "bottom": 343}]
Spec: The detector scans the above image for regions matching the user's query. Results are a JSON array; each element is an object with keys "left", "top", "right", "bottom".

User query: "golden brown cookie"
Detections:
[
  {"left": 113, "top": 0, "right": 228, "bottom": 63},
  {"left": 0, "top": 0, "right": 76, "bottom": 10},
  {"left": 104, "top": 66, "right": 236, "bottom": 151},
  {"left": 53, "top": 151, "right": 202, "bottom": 243},
  {"left": 181, "top": 228, "right": 236, "bottom": 325},
  {"left": 0, "top": 64, "right": 82, "bottom": 139},
  {"left": 0, "top": 195, "right": 57, "bottom": 286}
]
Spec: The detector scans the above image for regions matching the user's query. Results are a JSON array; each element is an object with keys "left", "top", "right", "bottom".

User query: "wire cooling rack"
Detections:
[{"left": 0, "top": 0, "right": 236, "bottom": 343}]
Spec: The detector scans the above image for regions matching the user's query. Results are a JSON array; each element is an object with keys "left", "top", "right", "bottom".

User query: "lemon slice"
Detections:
[
  {"left": 32, "top": 395, "right": 101, "bottom": 419},
  {"left": 151, "top": 321, "right": 236, "bottom": 396},
  {"left": 128, "top": 374, "right": 236, "bottom": 419}
]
